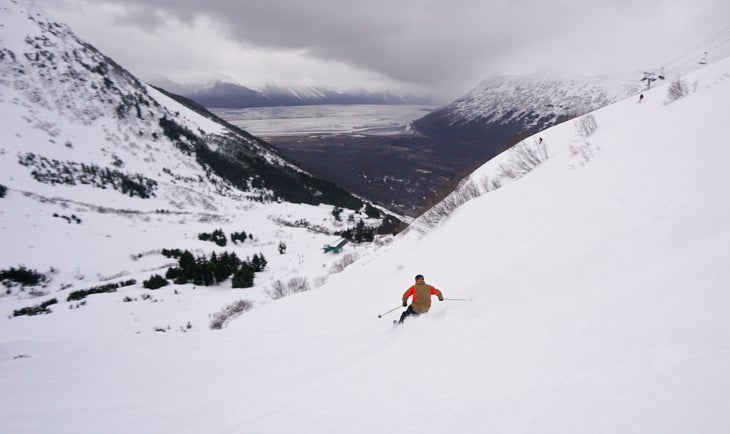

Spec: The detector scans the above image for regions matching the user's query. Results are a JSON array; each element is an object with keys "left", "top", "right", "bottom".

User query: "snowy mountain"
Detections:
[
  {"left": 163, "top": 79, "right": 431, "bottom": 108},
  {"left": 3, "top": 0, "right": 730, "bottom": 432},
  {"left": 412, "top": 73, "right": 642, "bottom": 159},
  {"left": 0, "top": 0, "right": 380, "bottom": 210},
  {"left": 0, "top": 0, "right": 400, "bottom": 308}
]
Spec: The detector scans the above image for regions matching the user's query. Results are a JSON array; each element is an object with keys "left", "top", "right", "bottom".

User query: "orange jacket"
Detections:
[{"left": 403, "top": 282, "right": 443, "bottom": 314}]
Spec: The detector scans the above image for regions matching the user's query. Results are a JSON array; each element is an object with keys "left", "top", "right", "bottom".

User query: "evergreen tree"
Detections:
[
  {"left": 230, "top": 230, "right": 249, "bottom": 244},
  {"left": 143, "top": 274, "right": 169, "bottom": 290},
  {"left": 179, "top": 251, "right": 195, "bottom": 281},
  {"left": 232, "top": 264, "right": 255, "bottom": 288},
  {"left": 250, "top": 253, "right": 267, "bottom": 272},
  {"left": 365, "top": 203, "right": 381, "bottom": 218}
]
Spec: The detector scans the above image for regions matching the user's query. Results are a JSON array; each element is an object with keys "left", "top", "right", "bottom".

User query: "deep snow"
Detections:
[{"left": 3, "top": 4, "right": 730, "bottom": 432}]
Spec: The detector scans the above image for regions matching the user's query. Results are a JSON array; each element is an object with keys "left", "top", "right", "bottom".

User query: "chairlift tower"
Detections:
[{"left": 642, "top": 72, "right": 657, "bottom": 90}]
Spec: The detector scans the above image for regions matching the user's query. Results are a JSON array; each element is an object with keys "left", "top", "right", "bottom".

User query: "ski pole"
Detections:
[
  {"left": 378, "top": 305, "right": 403, "bottom": 318},
  {"left": 443, "top": 298, "right": 472, "bottom": 301}
]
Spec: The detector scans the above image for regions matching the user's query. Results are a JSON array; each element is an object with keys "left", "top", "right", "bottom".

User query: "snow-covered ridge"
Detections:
[
  {"left": 0, "top": 0, "right": 397, "bottom": 308},
  {"left": 161, "top": 78, "right": 431, "bottom": 108},
  {"left": 411, "top": 58, "right": 730, "bottom": 235},
  {"left": 411, "top": 71, "right": 644, "bottom": 164},
  {"left": 0, "top": 0, "right": 247, "bottom": 206},
  {"left": 0, "top": 0, "right": 375, "bottom": 211},
  {"left": 445, "top": 73, "right": 642, "bottom": 126}
]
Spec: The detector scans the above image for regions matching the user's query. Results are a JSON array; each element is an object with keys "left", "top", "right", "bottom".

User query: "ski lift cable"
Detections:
[
  {"left": 662, "top": 24, "right": 730, "bottom": 69},
  {"left": 663, "top": 24, "right": 730, "bottom": 66},
  {"left": 663, "top": 34, "right": 728, "bottom": 71},
  {"left": 703, "top": 33, "right": 730, "bottom": 54},
  {"left": 664, "top": 33, "right": 730, "bottom": 75}
]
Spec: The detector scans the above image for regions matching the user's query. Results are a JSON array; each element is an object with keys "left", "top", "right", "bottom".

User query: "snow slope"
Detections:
[
  {"left": 411, "top": 72, "right": 645, "bottom": 179},
  {"left": 3, "top": 5, "right": 730, "bottom": 434},
  {"left": 443, "top": 73, "right": 641, "bottom": 126},
  {"left": 0, "top": 0, "right": 391, "bottom": 338}
]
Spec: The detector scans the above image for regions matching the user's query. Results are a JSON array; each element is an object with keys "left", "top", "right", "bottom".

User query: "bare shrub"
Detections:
[
  {"left": 267, "top": 280, "right": 287, "bottom": 300},
  {"left": 269, "top": 217, "right": 331, "bottom": 234},
  {"left": 575, "top": 114, "right": 598, "bottom": 138},
  {"left": 209, "top": 299, "right": 253, "bottom": 329},
  {"left": 568, "top": 114, "right": 601, "bottom": 166},
  {"left": 479, "top": 175, "right": 503, "bottom": 193},
  {"left": 410, "top": 179, "right": 482, "bottom": 234},
  {"left": 266, "top": 277, "right": 312, "bottom": 300},
  {"left": 667, "top": 78, "right": 688, "bottom": 101},
  {"left": 287, "top": 277, "right": 310, "bottom": 293},
  {"left": 330, "top": 253, "right": 360, "bottom": 274},
  {"left": 497, "top": 139, "right": 549, "bottom": 179}
]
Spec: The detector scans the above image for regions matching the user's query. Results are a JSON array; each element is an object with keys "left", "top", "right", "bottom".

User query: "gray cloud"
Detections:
[{"left": 41, "top": 0, "right": 730, "bottom": 102}]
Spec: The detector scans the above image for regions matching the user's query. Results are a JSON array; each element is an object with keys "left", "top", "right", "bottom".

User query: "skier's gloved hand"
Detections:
[
  {"left": 402, "top": 302, "right": 407, "bottom": 307},
  {"left": 439, "top": 297, "right": 444, "bottom": 301}
]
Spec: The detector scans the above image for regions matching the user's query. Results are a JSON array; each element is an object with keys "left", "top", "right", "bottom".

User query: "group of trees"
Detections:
[
  {"left": 13, "top": 298, "right": 58, "bottom": 317},
  {"left": 53, "top": 213, "right": 82, "bottom": 224},
  {"left": 337, "top": 219, "right": 376, "bottom": 243},
  {"left": 11, "top": 280, "right": 137, "bottom": 317},
  {"left": 1, "top": 266, "right": 47, "bottom": 287},
  {"left": 198, "top": 229, "right": 227, "bottom": 247},
  {"left": 17, "top": 153, "right": 158, "bottom": 198},
  {"left": 198, "top": 229, "right": 254, "bottom": 247},
  {"left": 67, "top": 279, "right": 136, "bottom": 302},
  {"left": 147, "top": 250, "right": 267, "bottom": 289}
]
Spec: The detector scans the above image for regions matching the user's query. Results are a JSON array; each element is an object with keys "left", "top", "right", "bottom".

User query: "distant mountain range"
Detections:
[
  {"left": 154, "top": 79, "right": 432, "bottom": 108},
  {"left": 412, "top": 73, "right": 643, "bottom": 158},
  {"left": 0, "top": 0, "right": 402, "bottom": 216}
]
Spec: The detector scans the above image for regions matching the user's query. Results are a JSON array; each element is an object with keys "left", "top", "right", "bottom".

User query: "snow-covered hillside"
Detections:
[
  {"left": 412, "top": 72, "right": 642, "bottom": 155},
  {"left": 3, "top": 1, "right": 730, "bottom": 432},
  {"left": 0, "top": 0, "right": 395, "bottom": 332},
  {"left": 5, "top": 51, "right": 730, "bottom": 433},
  {"left": 442, "top": 73, "right": 641, "bottom": 126},
  {"left": 0, "top": 0, "right": 376, "bottom": 209}
]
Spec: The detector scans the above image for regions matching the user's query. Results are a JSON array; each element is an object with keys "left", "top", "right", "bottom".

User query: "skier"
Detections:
[
  {"left": 639, "top": 93, "right": 644, "bottom": 103},
  {"left": 397, "top": 274, "right": 443, "bottom": 324}
]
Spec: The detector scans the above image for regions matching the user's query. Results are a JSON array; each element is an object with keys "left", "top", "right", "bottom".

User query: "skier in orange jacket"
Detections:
[{"left": 398, "top": 274, "right": 443, "bottom": 324}]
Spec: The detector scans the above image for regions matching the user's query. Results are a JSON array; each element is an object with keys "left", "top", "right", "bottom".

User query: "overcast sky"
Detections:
[{"left": 40, "top": 0, "right": 730, "bottom": 103}]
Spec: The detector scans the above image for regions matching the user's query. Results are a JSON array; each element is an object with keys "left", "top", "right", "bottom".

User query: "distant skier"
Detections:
[
  {"left": 538, "top": 137, "right": 543, "bottom": 144},
  {"left": 398, "top": 274, "right": 443, "bottom": 324},
  {"left": 639, "top": 93, "right": 644, "bottom": 103}
]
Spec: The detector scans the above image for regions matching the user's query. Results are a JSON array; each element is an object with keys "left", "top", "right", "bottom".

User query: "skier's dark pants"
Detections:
[{"left": 398, "top": 305, "right": 420, "bottom": 324}]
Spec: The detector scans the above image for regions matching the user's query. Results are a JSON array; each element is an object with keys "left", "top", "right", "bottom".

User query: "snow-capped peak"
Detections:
[{"left": 447, "top": 72, "right": 642, "bottom": 125}]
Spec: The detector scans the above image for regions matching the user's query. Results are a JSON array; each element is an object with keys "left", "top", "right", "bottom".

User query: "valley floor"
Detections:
[{"left": 266, "top": 134, "right": 486, "bottom": 216}]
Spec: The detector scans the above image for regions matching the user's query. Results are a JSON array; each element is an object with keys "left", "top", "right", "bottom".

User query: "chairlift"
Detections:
[
  {"left": 699, "top": 52, "right": 708, "bottom": 65},
  {"left": 641, "top": 72, "right": 657, "bottom": 89}
]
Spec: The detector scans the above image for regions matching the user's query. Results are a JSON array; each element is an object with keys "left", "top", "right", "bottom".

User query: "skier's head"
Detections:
[{"left": 415, "top": 274, "right": 424, "bottom": 282}]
